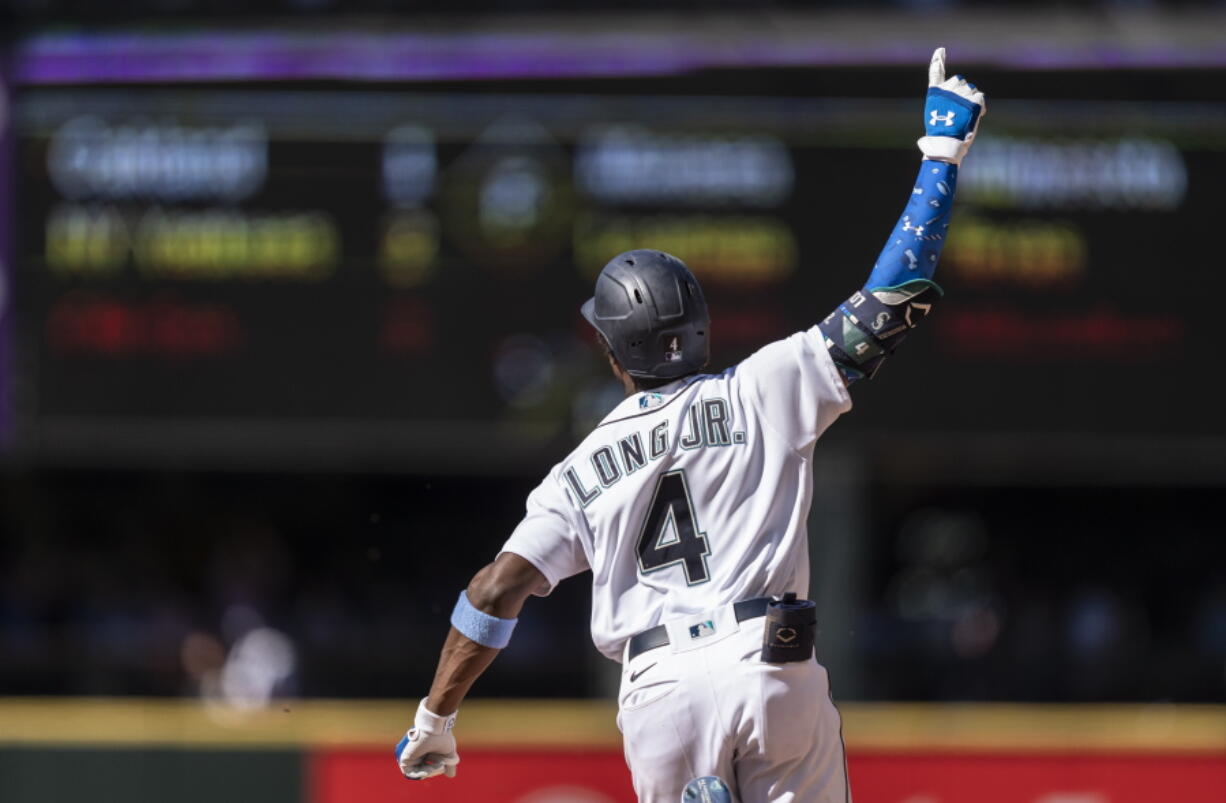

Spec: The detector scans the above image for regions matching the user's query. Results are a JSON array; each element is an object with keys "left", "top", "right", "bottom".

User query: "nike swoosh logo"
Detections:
[{"left": 629, "top": 663, "right": 657, "bottom": 683}]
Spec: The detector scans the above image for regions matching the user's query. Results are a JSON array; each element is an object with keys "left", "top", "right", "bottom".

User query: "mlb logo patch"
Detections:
[
  {"left": 689, "top": 620, "right": 716, "bottom": 640},
  {"left": 639, "top": 392, "right": 665, "bottom": 410}
]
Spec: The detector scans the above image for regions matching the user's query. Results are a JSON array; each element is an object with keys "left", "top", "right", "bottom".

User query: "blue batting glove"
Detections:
[{"left": 917, "top": 48, "right": 986, "bottom": 165}]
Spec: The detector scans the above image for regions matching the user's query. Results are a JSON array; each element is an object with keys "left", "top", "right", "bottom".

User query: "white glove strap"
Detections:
[
  {"left": 414, "top": 698, "right": 457, "bottom": 735},
  {"left": 916, "top": 135, "right": 970, "bottom": 165}
]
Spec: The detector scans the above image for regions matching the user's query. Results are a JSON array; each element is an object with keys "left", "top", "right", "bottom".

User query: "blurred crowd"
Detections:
[
  {"left": 0, "top": 470, "right": 599, "bottom": 702},
  {"left": 861, "top": 488, "right": 1226, "bottom": 701},
  {"left": 2, "top": 470, "right": 1222, "bottom": 704}
]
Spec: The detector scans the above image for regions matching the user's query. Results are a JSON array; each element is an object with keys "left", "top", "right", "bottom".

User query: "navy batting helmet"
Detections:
[{"left": 580, "top": 249, "right": 710, "bottom": 380}]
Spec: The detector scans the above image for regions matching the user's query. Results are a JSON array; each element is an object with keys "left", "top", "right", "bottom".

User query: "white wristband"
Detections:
[
  {"left": 414, "top": 698, "right": 457, "bottom": 735},
  {"left": 917, "top": 135, "right": 970, "bottom": 165}
]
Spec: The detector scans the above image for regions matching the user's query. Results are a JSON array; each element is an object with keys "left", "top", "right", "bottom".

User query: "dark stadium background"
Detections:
[{"left": 0, "top": 2, "right": 1224, "bottom": 802}]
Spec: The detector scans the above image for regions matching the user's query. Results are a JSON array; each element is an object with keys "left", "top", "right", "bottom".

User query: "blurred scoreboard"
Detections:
[{"left": 9, "top": 87, "right": 1226, "bottom": 467}]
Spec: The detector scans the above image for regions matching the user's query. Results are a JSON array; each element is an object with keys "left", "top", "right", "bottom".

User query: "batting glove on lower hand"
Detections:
[
  {"left": 917, "top": 47, "right": 986, "bottom": 165},
  {"left": 395, "top": 698, "right": 459, "bottom": 780}
]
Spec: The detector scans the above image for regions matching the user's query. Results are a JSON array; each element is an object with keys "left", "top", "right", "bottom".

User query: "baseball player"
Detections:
[{"left": 396, "top": 49, "right": 985, "bottom": 802}]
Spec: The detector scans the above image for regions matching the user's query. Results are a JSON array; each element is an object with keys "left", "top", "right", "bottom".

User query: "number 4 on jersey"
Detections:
[{"left": 637, "top": 470, "right": 711, "bottom": 585}]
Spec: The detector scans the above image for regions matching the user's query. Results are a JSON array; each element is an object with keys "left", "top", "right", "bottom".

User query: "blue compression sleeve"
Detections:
[
  {"left": 820, "top": 159, "right": 956, "bottom": 384},
  {"left": 450, "top": 590, "right": 518, "bottom": 649},
  {"left": 864, "top": 159, "right": 958, "bottom": 290}
]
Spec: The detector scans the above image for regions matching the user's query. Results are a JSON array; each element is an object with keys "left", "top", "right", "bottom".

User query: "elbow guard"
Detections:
[{"left": 819, "top": 278, "right": 943, "bottom": 383}]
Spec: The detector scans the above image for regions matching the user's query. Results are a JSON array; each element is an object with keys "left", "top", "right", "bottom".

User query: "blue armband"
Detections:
[{"left": 450, "top": 590, "right": 518, "bottom": 649}]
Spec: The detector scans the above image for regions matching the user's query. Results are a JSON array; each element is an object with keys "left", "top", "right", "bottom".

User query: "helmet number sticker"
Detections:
[{"left": 664, "top": 336, "right": 683, "bottom": 363}]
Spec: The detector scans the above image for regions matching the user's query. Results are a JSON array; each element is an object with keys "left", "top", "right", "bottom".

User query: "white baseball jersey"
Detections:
[{"left": 500, "top": 325, "right": 851, "bottom": 662}]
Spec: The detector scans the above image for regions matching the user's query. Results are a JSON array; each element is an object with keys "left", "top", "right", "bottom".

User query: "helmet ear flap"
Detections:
[
  {"left": 598, "top": 334, "right": 616, "bottom": 362},
  {"left": 583, "top": 302, "right": 626, "bottom": 368}
]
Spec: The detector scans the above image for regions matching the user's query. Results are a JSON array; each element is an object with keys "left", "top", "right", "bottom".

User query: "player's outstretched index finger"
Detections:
[{"left": 929, "top": 47, "right": 946, "bottom": 87}]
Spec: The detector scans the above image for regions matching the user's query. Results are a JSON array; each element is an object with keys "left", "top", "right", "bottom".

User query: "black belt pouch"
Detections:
[{"left": 761, "top": 592, "right": 817, "bottom": 663}]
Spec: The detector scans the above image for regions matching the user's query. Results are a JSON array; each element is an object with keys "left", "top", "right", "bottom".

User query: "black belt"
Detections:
[{"left": 626, "top": 597, "right": 772, "bottom": 662}]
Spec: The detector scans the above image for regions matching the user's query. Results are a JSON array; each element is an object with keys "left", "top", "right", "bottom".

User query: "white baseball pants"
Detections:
[{"left": 617, "top": 604, "right": 851, "bottom": 803}]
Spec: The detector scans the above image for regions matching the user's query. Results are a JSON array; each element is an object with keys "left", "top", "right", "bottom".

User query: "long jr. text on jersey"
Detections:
[{"left": 563, "top": 397, "right": 746, "bottom": 508}]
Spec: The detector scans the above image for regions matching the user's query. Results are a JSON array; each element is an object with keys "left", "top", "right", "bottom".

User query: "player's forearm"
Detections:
[
  {"left": 425, "top": 628, "right": 501, "bottom": 715},
  {"left": 396, "top": 564, "right": 537, "bottom": 782},
  {"left": 863, "top": 158, "right": 958, "bottom": 291},
  {"left": 422, "top": 554, "right": 544, "bottom": 715}
]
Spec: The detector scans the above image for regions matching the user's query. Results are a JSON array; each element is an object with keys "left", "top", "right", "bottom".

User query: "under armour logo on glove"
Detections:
[
  {"left": 929, "top": 110, "right": 956, "bottom": 127},
  {"left": 923, "top": 89, "right": 979, "bottom": 140}
]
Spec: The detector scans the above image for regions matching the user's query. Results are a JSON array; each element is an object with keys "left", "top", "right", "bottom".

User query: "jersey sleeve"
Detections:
[
  {"left": 736, "top": 326, "right": 854, "bottom": 453},
  {"left": 498, "top": 470, "right": 590, "bottom": 596}
]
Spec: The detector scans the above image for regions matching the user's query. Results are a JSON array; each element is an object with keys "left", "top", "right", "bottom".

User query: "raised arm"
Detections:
[{"left": 820, "top": 47, "right": 986, "bottom": 384}]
